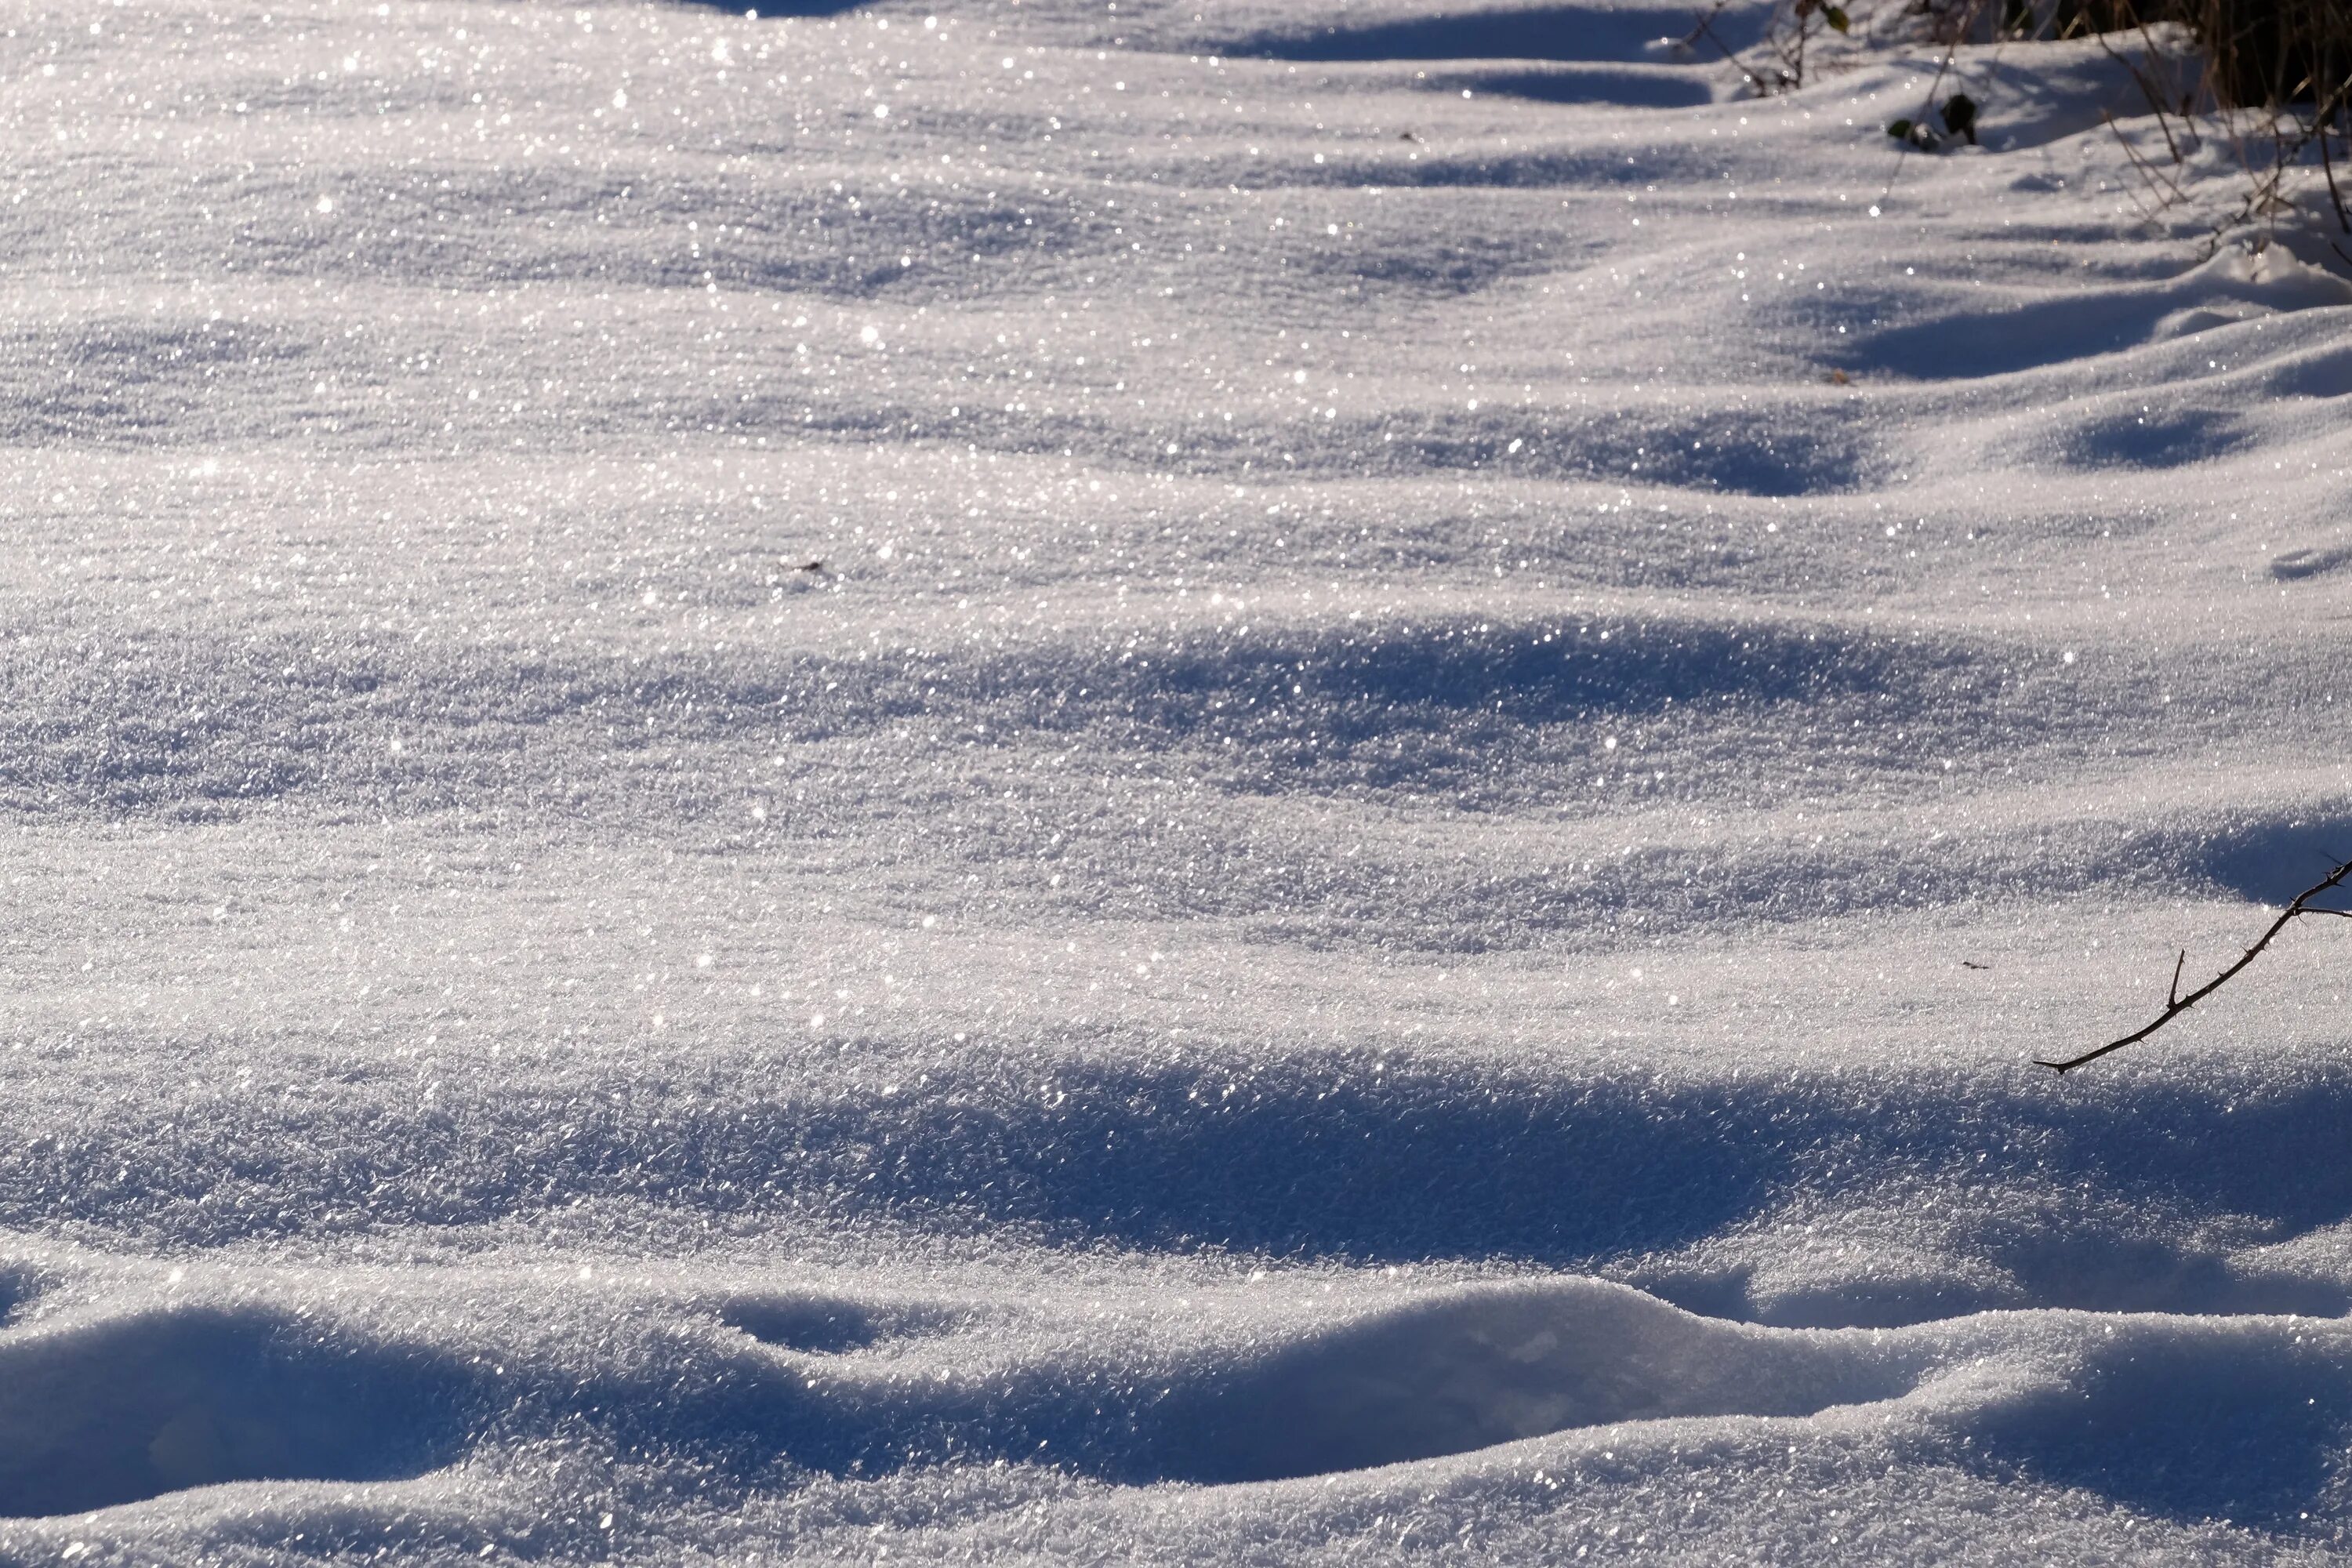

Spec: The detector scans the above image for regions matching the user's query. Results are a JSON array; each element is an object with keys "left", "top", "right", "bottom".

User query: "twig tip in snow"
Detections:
[{"left": 2040, "top": 855, "right": 2352, "bottom": 1074}]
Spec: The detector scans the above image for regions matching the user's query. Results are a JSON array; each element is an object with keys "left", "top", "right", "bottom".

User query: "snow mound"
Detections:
[
  {"left": 0, "top": 1307, "right": 474, "bottom": 1518},
  {"left": 1148, "top": 1277, "right": 1907, "bottom": 1480}
]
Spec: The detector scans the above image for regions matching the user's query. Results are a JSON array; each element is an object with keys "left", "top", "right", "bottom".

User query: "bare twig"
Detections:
[
  {"left": 2321, "top": 120, "right": 2352, "bottom": 233},
  {"left": 2188, "top": 92, "right": 2336, "bottom": 259},
  {"left": 2104, "top": 109, "right": 2187, "bottom": 222},
  {"left": 2129, "top": 10, "right": 2198, "bottom": 155},
  {"left": 1682, "top": 0, "right": 1777, "bottom": 96},
  {"left": 2096, "top": 24, "right": 2187, "bottom": 163},
  {"left": 2038, "top": 855, "right": 2352, "bottom": 1073}
]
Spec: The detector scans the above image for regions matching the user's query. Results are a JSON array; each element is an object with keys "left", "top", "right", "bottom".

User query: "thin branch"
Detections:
[
  {"left": 2103, "top": 110, "right": 2183, "bottom": 224},
  {"left": 2095, "top": 24, "right": 2183, "bottom": 164},
  {"left": 2038, "top": 855, "right": 2352, "bottom": 1074},
  {"left": 1682, "top": 0, "right": 1776, "bottom": 96},
  {"left": 2129, "top": 10, "right": 2196, "bottom": 156},
  {"left": 2107, "top": 107, "right": 2189, "bottom": 206},
  {"left": 2322, "top": 122, "right": 2352, "bottom": 233},
  {"left": 2202, "top": 114, "right": 2322, "bottom": 259}
]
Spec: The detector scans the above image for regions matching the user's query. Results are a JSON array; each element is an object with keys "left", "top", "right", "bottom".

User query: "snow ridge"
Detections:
[{"left": 9, "top": 0, "right": 2352, "bottom": 1561}]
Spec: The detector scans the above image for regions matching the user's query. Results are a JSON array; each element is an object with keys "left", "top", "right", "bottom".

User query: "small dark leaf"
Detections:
[
  {"left": 1886, "top": 118, "right": 1915, "bottom": 140},
  {"left": 1943, "top": 92, "right": 1979, "bottom": 144},
  {"left": 1824, "top": 5, "right": 1850, "bottom": 31}
]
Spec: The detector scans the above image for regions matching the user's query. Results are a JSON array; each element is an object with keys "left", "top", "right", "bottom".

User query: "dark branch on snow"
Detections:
[{"left": 2038, "top": 855, "right": 2352, "bottom": 1074}]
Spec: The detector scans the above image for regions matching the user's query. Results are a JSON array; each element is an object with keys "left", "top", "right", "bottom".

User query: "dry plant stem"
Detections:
[
  {"left": 2321, "top": 121, "right": 2352, "bottom": 230},
  {"left": 2203, "top": 114, "right": 2325, "bottom": 254},
  {"left": 1684, "top": 0, "right": 1777, "bottom": 94},
  {"left": 2104, "top": 107, "right": 2190, "bottom": 216},
  {"left": 2132, "top": 13, "right": 2196, "bottom": 146},
  {"left": 2038, "top": 855, "right": 2352, "bottom": 1073},
  {"left": 2106, "top": 108, "right": 2187, "bottom": 218},
  {"left": 2097, "top": 24, "right": 2188, "bottom": 160}
]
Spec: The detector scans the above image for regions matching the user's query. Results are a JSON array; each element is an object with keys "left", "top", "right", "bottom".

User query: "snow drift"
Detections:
[{"left": 6, "top": 0, "right": 2352, "bottom": 1561}]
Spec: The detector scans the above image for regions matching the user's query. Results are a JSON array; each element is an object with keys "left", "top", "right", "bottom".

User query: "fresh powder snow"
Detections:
[{"left": 5, "top": 0, "right": 2352, "bottom": 1561}]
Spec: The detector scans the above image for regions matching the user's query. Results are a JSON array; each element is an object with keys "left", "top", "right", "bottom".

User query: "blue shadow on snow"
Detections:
[
  {"left": 1447, "top": 65, "right": 1715, "bottom": 107},
  {"left": 0, "top": 1308, "right": 483, "bottom": 1518},
  {"left": 1971, "top": 1332, "right": 2352, "bottom": 1534},
  {"left": 1222, "top": 5, "right": 1765, "bottom": 64},
  {"left": 671, "top": 2, "right": 867, "bottom": 15}
]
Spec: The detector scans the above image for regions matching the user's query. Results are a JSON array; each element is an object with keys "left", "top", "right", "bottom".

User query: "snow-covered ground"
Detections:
[{"left": 8, "top": 0, "right": 2352, "bottom": 1559}]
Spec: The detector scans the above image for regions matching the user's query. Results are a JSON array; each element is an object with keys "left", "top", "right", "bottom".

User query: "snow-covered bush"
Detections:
[
  {"left": 1751, "top": 0, "right": 2347, "bottom": 108},
  {"left": 1739, "top": 0, "right": 2352, "bottom": 241}
]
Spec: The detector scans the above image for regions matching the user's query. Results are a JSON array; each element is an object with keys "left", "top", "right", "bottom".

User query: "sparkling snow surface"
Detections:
[{"left": 9, "top": 0, "right": 2352, "bottom": 1560}]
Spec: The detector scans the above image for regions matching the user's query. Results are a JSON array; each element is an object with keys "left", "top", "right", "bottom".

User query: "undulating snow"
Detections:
[{"left": 7, "top": 0, "right": 2352, "bottom": 1560}]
